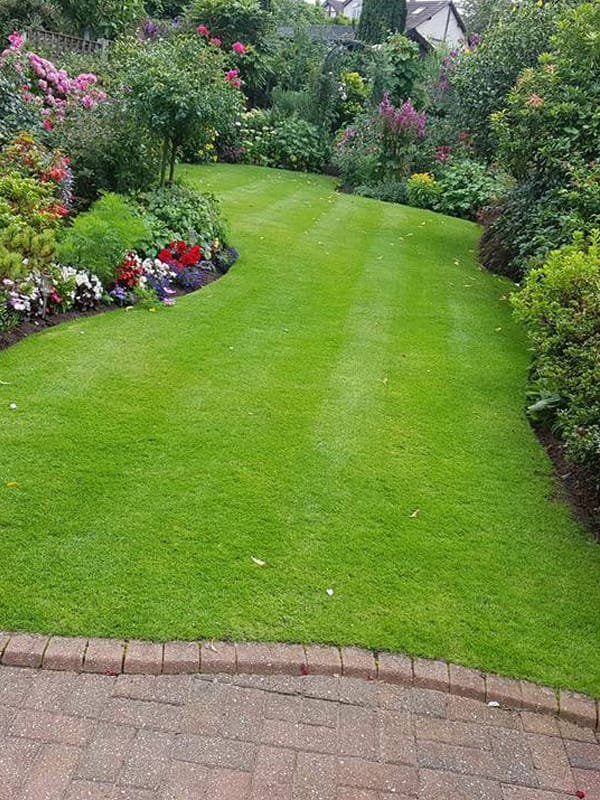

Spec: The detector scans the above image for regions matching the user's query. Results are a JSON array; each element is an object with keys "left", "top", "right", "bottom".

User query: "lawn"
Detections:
[{"left": 1, "top": 164, "right": 599, "bottom": 695}]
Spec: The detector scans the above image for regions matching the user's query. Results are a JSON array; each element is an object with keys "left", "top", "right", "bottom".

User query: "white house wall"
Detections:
[{"left": 416, "top": 7, "right": 464, "bottom": 46}]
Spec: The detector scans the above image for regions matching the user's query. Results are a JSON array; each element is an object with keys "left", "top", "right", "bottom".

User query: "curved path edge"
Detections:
[{"left": 0, "top": 632, "right": 597, "bottom": 731}]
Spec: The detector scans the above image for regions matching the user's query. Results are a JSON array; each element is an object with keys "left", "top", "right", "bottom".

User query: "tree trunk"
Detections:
[
  {"left": 168, "top": 138, "right": 178, "bottom": 186},
  {"left": 160, "top": 136, "right": 169, "bottom": 187}
]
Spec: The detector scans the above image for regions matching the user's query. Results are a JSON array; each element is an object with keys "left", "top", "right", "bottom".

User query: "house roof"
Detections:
[
  {"left": 321, "top": 0, "right": 467, "bottom": 35},
  {"left": 406, "top": 0, "right": 466, "bottom": 34}
]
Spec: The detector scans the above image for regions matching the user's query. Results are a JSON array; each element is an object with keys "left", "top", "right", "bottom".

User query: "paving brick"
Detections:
[
  {"left": 19, "top": 744, "right": 81, "bottom": 799},
  {"left": 200, "top": 642, "right": 236, "bottom": 674},
  {"left": 254, "top": 745, "right": 296, "bottom": 785},
  {"left": 416, "top": 716, "right": 490, "bottom": 750},
  {"left": 304, "top": 645, "right": 342, "bottom": 676},
  {"left": 379, "top": 685, "right": 446, "bottom": 718},
  {"left": 75, "top": 722, "right": 137, "bottom": 782},
  {"left": 558, "top": 718, "right": 597, "bottom": 742},
  {"left": 265, "top": 692, "right": 303, "bottom": 722},
  {"left": 64, "top": 780, "right": 115, "bottom": 799},
  {"left": 378, "top": 715, "right": 416, "bottom": 766},
  {"left": 301, "top": 676, "right": 341, "bottom": 702},
  {"left": 564, "top": 739, "right": 600, "bottom": 770},
  {"left": 448, "top": 694, "right": 520, "bottom": 729},
  {"left": 526, "top": 733, "right": 575, "bottom": 793},
  {"left": 62, "top": 673, "right": 115, "bottom": 718},
  {"left": 0, "top": 632, "right": 10, "bottom": 657},
  {"left": 420, "top": 767, "right": 502, "bottom": 799},
  {"left": 519, "top": 682, "right": 558, "bottom": 715},
  {"left": 24, "top": 670, "right": 78, "bottom": 712},
  {"left": 417, "top": 740, "right": 502, "bottom": 781},
  {"left": 559, "top": 690, "right": 598, "bottom": 728},
  {"left": 486, "top": 675, "right": 523, "bottom": 709},
  {"left": 236, "top": 643, "right": 306, "bottom": 676},
  {"left": 120, "top": 729, "right": 173, "bottom": 789},
  {"left": 572, "top": 767, "right": 600, "bottom": 800},
  {"left": 217, "top": 685, "right": 266, "bottom": 741},
  {"left": 0, "top": 737, "right": 40, "bottom": 798},
  {"left": 113, "top": 674, "right": 191, "bottom": 705},
  {"left": 501, "top": 787, "right": 573, "bottom": 800},
  {"left": 520, "top": 712, "right": 560, "bottom": 737},
  {"left": 172, "top": 734, "right": 256, "bottom": 771},
  {"left": 2, "top": 634, "right": 48, "bottom": 669},
  {"left": 261, "top": 718, "right": 338, "bottom": 754},
  {"left": 112, "top": 789, "right": 158, "bottom": 800},
  {"left": 340, "top": 704, "right": 377, "bottom": 759},
  {"left": 100, "top": 697, "right": 181, "bottom": 732},
  {"left": 377, "top": 652, "right": 413, "bottom": 686},
  {"left": 337, "top": 757, "right": 419, "bottom": 795},
  {"left": 163, "top": 641, "right": 199, "bottom": 675},
  {"left": 413, "top": 658, "right": 449, "bottom": 692},
  {"left": 488, "top": 727, "right": 537, "bottom": 786},
  {"left": 449, "top": 664, "right": 486, "bottom": 701},
  {"left": 10, "top": 708, "right": 95, "bottom": 746},
  {"left": 301, "top": 697, "right": 338, "bottom": 728},
  {"left": 0, "top": 666, "right": 35, "bottom": 707},
  {"left": 338, "top": 678, "right": 378, "bottom": 708},
  {"left": 161, "top": 760, "right": 209, "bottom": 799},
  {"left": 294, "top": 752, "right": 336, "bottom": 800},
  {"left": 341, "top": 648, "right": 377, "bottom": 680},
  {"left": 124, "top": 641, "right": 163, "bottom": 675},
  {"left": 83, "top": 639, "right": 125, "bottom": 675},
  {"left": 43, "top": 637, "right": 87, "bottom": 672},
  {"left": 204, "top": 768, "right": 252, "bottom": 799}
]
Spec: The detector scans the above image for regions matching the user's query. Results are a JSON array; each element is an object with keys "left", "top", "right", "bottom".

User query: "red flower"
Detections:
[
  {"left": 196, "top": 24, "right": 210, "bottom": 36},
  {"left": 576, "top": 792, "right": 586, "bottom": 799},
  {"left": 209, "top": 37, "right": 222, "bottom": 47}
]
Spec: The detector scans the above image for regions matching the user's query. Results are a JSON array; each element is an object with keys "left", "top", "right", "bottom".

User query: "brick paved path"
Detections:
[{"left": 0, "top": 667, "right": 599, "bottom": 799}]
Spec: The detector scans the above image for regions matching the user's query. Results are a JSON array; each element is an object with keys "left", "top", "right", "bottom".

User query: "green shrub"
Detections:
[
  {"left": 134, "top": 184, "right": 227, "bottom": 251},
  {"left": 406, "top": 172, "right": 441, "bottom": 210},
  {"left": 355, "top": 180, "right": 407, "bottom": 204},
  {"left": 512, "top": 233, "right": 600, "bottom": 480},
  {"left": 57, "top": 193, "right": 150, "bottom": 285},
  {"left": 435, "top": 159, "right": 507, "bottom": 221},
  {"left": 54, "top": 99, "right": 162, "bottom": 205},
  {"left": 269, "top": 116, "right": 326, "bottom": 173},
  {"left": 332, "top": 115, "right": 382, "bottom": 189}
]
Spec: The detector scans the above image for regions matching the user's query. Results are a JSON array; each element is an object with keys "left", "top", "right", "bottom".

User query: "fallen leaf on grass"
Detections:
[
  {"left": 6, "top": 481, "right": 18, "bottom": 488},
  {"left": 410, "top": 509, "right": 420, "bottom": 518},
  {"left": 251, "top": 557, "right": 266, "bottom": 567},
  {"left": 326, "top": 588, "right": 334, "bottom": 597},
  {"left": 382, "top": 377, "right": 389, "bottom": 386},
  {"left": 0, "top": 380, "right": 11, "bottom": 386},
  {"left": 206, "top": 641, "right": 219, "bottom": 653},
  {"left": 9, "top": 403, "right": 17, "bottom": 410}
]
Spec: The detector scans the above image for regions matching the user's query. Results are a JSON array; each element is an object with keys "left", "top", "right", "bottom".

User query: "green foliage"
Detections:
[
  {"left": 53, "top": 99, "right": 161, "bottom": 205},
  {"left": 184, "top": 0, "right": 272, "bottom": 46},
  {"left": 0, "top": 61, "right": 40, "bottom": 145},
  {"left": 58, "top": 0, "right": 146, "bottom": 38},
  {"left": 355, "top": 179, "right": 407, "bottom": 204},
  {"left": 447, "top": 3, "right": 559, "bottom": 158},
  {"left": 0, "top": 0, "right": 64, "bottom": 36},
  {"left": 0, "top": 225, "right": 56, "bottom": 281},
  {"left": 406, "top": 172, "right": 441, "bottom": 210},
  {"left": 512, "top": 233, "right": 600, "bottom": 478},
  {"left": 57, "top": 193, "right": 150, "bottom": 284},
  {"left": 368, "top": 33, "right": 420, "bottom": 107},
  {"left": 357, "top": 0, "right": 406, "bottom": 44},
  {"left": 134, "top": 184, "right": 227, "bottom": 250},
  {"left": 239, "top": 110, "right": 327, "bottom": 172},
  {"left": 435, "top": 159, "right": 507, "bottom": 220},
  {"left": 120, "top": 34, "right": 242, "bottom": 186},
  {"left": 332, "top": 114, "right": 382, "bottom": 188},
  {"left": 461, "top": 0, "right": 513, "bottom": 35}
]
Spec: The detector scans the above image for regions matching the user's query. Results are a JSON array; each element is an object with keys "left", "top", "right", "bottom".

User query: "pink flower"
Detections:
[
  {"left": 43, "top": 118, "right": 54, "bottom": 131},
  {"left": 7, "top": 31, "right": 24, "bottom": 50},
  {"left": 81, "top": 95, "right": 94, "bottom": 108},
  {"left": 225, "top": 69, "right": 239, "bottom": 81},
  {"left": 209, "top": 37, "right": 222, "bottom": 46},
  {"left": 232, "top": 41, "right": 247, "bottom": 55},
  {"left": 196, "top": 24, "right": 210, "bottom": 36}
]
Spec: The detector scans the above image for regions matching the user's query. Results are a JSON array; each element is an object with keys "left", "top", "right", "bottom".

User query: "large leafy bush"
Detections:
[
  {"left": 512, "top": 233, "right": 600, "bottom": 480},
  {"left": 57, "top": 193, "right": 150, "bottom": 284}
]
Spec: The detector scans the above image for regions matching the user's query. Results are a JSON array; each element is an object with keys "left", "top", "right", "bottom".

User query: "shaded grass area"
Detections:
[{"left": 1, "top": 164, "right": 599, "bottom": 694}]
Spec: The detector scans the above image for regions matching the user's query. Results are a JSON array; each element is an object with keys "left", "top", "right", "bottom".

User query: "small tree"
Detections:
[
  {"left": 124, "top": 35, "right": 243, "bottom": 186},
  {"left": 357, "top": 0, "right": 406, "bottom": 45}
]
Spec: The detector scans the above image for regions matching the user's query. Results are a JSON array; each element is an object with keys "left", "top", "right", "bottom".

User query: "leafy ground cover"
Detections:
[{"left": 1, "top": 164, "right": 599, "bottom": 694}]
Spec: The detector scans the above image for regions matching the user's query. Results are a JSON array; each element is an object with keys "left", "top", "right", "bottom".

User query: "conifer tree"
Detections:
[{"left": 357, "top": 0, "right": 406, "bottom": 44}]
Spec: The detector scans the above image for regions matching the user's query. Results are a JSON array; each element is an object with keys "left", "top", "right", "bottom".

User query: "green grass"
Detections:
[{"left": 1, "top": 164, "right": 599, "bottom": 695}]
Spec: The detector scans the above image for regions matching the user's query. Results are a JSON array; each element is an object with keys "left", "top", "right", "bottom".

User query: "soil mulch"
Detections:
[{"left": 537, "top": 426, "right": 600, "bottom": 541}]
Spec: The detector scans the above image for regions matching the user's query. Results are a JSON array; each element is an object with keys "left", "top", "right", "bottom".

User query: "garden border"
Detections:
[{"left": 0, "top": 632, "right": 597, "bottom": 730}]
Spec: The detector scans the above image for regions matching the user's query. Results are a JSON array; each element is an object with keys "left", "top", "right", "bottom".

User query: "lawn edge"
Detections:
[{"left": 0, "top": 632, "right": 597, "bottom": 731}]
